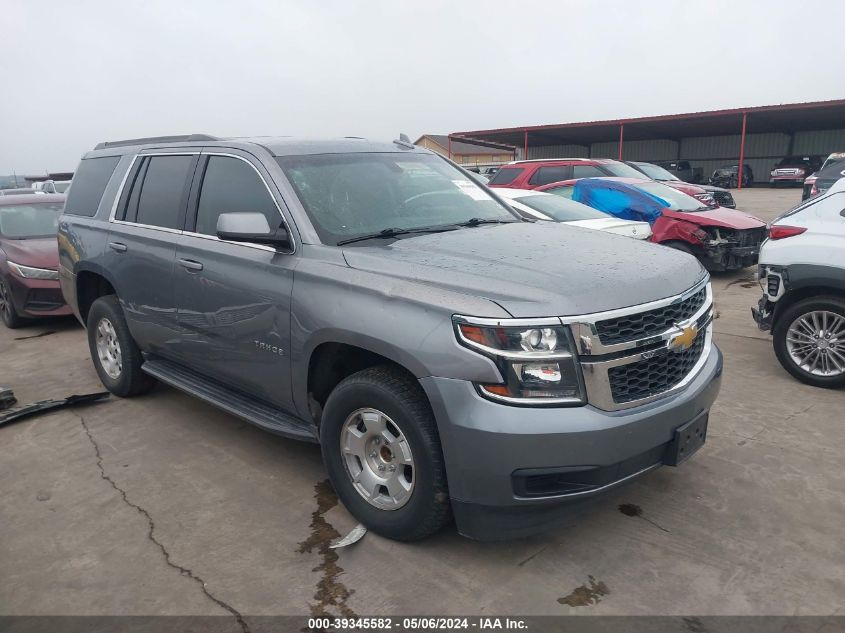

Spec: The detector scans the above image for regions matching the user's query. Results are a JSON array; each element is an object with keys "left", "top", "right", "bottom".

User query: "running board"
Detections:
[{"left": 141, "top": 359, "right": 318, "bottom": 443}]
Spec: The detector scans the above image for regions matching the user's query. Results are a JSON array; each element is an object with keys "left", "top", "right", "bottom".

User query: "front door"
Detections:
[{"left": 173, "top": 151, "right": 297, "bottom": 411}]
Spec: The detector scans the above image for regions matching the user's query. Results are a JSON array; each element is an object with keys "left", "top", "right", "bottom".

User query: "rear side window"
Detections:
[
  {"left": 529, "top": 166, "right": 571, "bottom": 186},
  {"left": 546, "top": 185, "right": 574, "bottom": 199},
  {"left": 488, "top": 167, "right": 523, "bottom": 186},
  {"left": 130, "top": 155, "right": 194, "bottom": 229},
  {"left": 572, "top": 165, "right": 605, "bottom": 178},
  {"left": 194, "top": 156, "right": 279, "bottom": 236},
  {"left": 63, "top": 156, "right": 120, "bottom": 216}
]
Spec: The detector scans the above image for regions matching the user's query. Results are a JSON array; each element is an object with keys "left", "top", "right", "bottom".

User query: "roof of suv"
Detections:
[
  {"left": 0, "top": 193, "right": 65, "bottom": 206},
  {"left": 85, "top": 135, "right": 426, "bottom": 159},
  {"left": 505, "top": 158, "right": 610, "bottom": 165}
]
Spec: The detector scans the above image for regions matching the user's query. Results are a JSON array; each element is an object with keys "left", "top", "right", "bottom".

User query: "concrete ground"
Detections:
[{"left": 2, "top": 187, "right": 843, "bottom": 618}]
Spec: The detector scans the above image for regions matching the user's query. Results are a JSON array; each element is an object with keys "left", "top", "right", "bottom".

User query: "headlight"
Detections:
[
  {"left": 454, "top": 318, "right": 585, "bottom": 406},
  {"left": 7, "top": 261, "right": 59, "bottom": 280}
]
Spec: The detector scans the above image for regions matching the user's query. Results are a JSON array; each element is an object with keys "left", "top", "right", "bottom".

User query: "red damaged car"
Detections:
[
  {"left": 536, "top": 177, "right": 767, "bottom": 272},
  {"left": 488, "top": 158, "right": 718, "bottom": 207},
  {"left": 0, "top": 193, "right": 71, "bottom": 328}
]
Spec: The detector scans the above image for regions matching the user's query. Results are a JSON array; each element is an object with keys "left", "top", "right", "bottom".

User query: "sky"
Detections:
[{"left": 2, "top": 0, "right": 844, "bottom": 174}]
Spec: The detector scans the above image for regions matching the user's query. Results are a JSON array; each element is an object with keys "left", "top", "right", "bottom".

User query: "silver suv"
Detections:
[{"left": 58, "top": 134, "right": 722, "bottom": 541}]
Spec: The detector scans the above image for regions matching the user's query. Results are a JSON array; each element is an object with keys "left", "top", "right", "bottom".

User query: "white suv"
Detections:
[{"left": 753, "top": 178, "right": 845, "bottom": 387}]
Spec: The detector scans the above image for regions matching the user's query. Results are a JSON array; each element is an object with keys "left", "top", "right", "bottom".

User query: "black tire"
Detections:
[
  {"left": 0, "top": 277, "right": 26, "bottom": 329},
  {"left": 320, "top": 365, "right": 451, "bottom": 541},
  {"left": 773, "top": 295, "right": 845, "bottom": 389},
  {"left": 86, "top": 295, "right": 155, "bottom": 397}
]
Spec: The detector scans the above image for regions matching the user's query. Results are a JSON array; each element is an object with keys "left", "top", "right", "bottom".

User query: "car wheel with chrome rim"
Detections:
[
  {"left": 321, "top": 365, "right": 450, "bottom": 541},
  {"left": 86, "top": 295, "right": 155, "bottom": 397},
  {"left": 773, "top": 296, "right": 845, "bottom": 388}
]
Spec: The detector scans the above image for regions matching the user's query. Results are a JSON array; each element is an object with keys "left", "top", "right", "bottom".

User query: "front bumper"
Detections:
[
  {"left": 703, "top": 243, "right": 761, "bottom": 271},
  {"left": 751, "top": 295, "right": 774, "bottom": 331},
  {"left": 4, "top": 274, "right": 71, "bottom": 318},
  {"left": 420, "top": 344, "right": 723, "bottom": 540}
]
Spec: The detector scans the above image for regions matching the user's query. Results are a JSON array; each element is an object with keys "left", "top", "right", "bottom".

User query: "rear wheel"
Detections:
[
  {"left": 320, "top": 365, "right": 451, "bottom": 541},
  {"left": 0, "top": 278, "right": 26, "bottom": 329},
  {"left": 773, "top": 296, "right": 845, "bottom": 388},
  {"left": 86, "top": 295, "right": 155, "bottom": 396}
]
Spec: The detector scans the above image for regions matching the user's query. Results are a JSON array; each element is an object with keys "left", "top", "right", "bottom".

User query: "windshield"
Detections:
[
  {"left": 0, "top": 202, "right": 64, "bottom": 238},
  {"left": 54, "top": 181, "right": 71, "bottom": 193},
  {"left": 634, "top": 182, "right": 708, "bottom": 212},
  {"left": 820, "top": 155, "right": 845, "bottom": 171},
  {"left": 276, "top": 153, "right": 518, "bottom": 245},
  {"left": 778, "top": 156, "right": 813, "bottom": 166},
  {"left": 513, "top": 194, "right": 607, "bottom": 221},
  {"left": 602, "top": 162, "right": 649, "bottom": 178},
  {"left": 634, "top": 163, "right": 679, "bottom": 181}
]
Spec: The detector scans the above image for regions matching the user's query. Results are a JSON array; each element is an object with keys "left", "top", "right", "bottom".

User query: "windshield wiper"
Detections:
[
  {"left": 453, "top": 217, "right": 518, "bottom": 227},
  {"left": 336, "top": 226, "right": 457, "bottom": 246}
]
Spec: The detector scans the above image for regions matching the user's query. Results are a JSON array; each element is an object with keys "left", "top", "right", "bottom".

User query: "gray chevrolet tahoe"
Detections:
[{"left": 58, "top": 134, "right": 722, "bottom": 541}]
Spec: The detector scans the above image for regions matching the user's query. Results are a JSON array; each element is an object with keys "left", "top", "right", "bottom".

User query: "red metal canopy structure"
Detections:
[{"left": 450, "top": 99, "right": 845, "bottom": 188}]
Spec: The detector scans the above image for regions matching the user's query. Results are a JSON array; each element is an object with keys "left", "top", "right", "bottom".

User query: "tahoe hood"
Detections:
[{"left": 342, "top": 222, "right": 707, "bottom": 318}]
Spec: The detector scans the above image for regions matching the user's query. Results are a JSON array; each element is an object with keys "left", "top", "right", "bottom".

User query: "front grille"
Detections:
[
  {"left": 595, "top": 287, "right": 707, "bottom": 345},
  {"left": 608, "top": 331, "right": 706, "bottom": 404},
  {"left": 712, "top": 191, "right": 735, "bottom": 207}
]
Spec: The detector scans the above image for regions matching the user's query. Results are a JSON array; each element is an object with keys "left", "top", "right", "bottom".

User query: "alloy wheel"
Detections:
[
  {"left": 0, "top": 280, "right": 11, "bottom": 322},
  {"left": 95, "top": 317, "right": 123, "bottom": 379},
  {"left": 786, "top": 310, "right": 845, "bottom": 377},
  {"left": 340, "top": 408, "right": 415, "bottom": 510}
]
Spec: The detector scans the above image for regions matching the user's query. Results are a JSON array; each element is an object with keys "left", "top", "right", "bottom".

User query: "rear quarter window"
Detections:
[
  {"left": 63, "top": 156, "right": 121, "bottom": 216},
  {"left": 529, "top": 165, "right": 571, "bottom": 186},
  {"left": 488, "top": 167, "right": 523, "bottom": 185}
]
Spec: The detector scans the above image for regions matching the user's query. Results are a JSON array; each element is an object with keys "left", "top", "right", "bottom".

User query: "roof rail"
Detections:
[{"left": 94, "top": 134, "right": 219, "bottom": 150}]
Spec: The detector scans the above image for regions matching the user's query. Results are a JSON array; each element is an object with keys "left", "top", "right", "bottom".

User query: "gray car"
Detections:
[{"left": 58, "top": 134, "right": 722, "bottom": 541}]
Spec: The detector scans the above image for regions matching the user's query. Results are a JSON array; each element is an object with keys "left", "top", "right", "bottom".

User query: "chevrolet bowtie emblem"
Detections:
[{"left": 668, "top": 324, "right": 698, "bottom": 353}]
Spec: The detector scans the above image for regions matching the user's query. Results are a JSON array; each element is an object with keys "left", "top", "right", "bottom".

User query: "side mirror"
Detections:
[{"left": 216, "top": 212, "right": 291, "bottom": 248}]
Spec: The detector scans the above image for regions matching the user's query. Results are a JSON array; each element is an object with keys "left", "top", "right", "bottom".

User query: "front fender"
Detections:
[
  {"left": 651, "top": 216, "right": 705, "bottom": 246},
  {"left": 289, "top": 250, "right": 507, "bottom": 419}
]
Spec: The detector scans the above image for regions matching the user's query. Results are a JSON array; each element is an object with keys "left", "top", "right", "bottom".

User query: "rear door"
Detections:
[
  {"left": 105, "top": 150, "right": 198, "bottom": 355},
  {"left": 173, "top": 149, "right": 298, "bottom": 411}
]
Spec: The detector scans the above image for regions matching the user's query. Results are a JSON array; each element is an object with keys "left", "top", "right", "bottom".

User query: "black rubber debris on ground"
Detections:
[
  {"left": 0, "top": 387, "right": 16, "bottom": 411},
  {"left": 13, "top": 330, "right": 57, "bottom": 341},
  {"left": 0, "top": 392, "right": 110, "bottom": 427}
]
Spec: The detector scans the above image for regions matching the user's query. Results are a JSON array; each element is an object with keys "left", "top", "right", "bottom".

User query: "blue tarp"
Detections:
[{"left": 571, "top": 179, "right": 665, "bottom": 224}]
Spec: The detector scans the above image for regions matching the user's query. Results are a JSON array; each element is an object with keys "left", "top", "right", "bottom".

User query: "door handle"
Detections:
[
  {"left": 108, "top": 242, "right": 128, "bottom": 253},
  {"left": 179, "top": 258, "right": 204, "bottom": 271}
]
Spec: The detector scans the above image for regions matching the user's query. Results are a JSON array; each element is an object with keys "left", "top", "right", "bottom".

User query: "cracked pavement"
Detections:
[{"left": 1, "top": 188, "right": 844, "bottom": 617}]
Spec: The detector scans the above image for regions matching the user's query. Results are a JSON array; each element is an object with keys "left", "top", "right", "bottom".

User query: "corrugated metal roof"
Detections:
[
  {"left": 453, "top": 99, "right": 845, "bottom": 148},
  {"left": 417, "top": 134, "right": 513, "bottom": 155}
]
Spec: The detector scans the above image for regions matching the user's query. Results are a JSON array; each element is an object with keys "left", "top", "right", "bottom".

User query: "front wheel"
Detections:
[
  {"left": 0, "top": 277, "right": 26, "bottom": 329},
  {"left": 86, "top": 295, "right": 155, "bottom": 397},
  {"left": 320, "top": 365, "right": 451, "bottom": 541},
  {"left": 773, "top": 296, "right": 845, "bottom": 388}
]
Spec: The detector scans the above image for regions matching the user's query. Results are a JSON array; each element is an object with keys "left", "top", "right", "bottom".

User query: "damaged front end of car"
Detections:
[
  {"left": 698, "top": 226, "right": 767, "bottom": 272},
  {"left": 751, "top": 265, "right": 788, "bottom": 331}
]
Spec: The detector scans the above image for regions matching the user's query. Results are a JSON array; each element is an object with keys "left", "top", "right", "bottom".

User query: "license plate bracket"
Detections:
[{"left": 665, "top": 412, "right": 708, "bottom": 466}]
